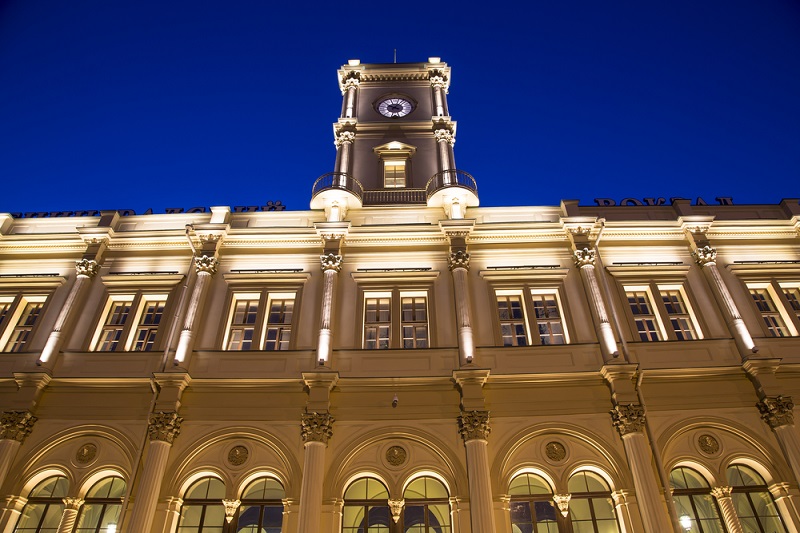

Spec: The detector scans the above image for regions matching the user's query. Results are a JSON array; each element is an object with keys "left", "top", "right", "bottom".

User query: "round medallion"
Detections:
[
  {"left": 386, "top": 446, "right": 407, "bottom": 466},
  {"left": 227, "top": 445, "right": 249, "bottom": 466},
  {"left": 75, "top": 443, "right": 97, "bottom": 465},
  {"left": 545, "top": 441, "right": 567, "bottom": 462},
  {"left": 697, "top": 434, "right": 720, "bottom": 455},
  {"left": 377, "top": 97, "right": 413, "bottom": 118}
]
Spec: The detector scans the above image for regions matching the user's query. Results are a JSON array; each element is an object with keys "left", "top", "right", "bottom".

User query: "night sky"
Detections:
[{"left": 1, "top": 1, "right": 798, "bottom": 215}]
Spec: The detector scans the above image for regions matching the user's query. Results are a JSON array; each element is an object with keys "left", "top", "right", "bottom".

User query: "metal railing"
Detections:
[
  {"left": 311, "top": 172, "right": 364, "bottom": 201},
  {"left": 425, "top": 169, "right": 478, "bottom": 199},
  {"left": 363, "top": 188, "right": 426, "bottom": 205}
]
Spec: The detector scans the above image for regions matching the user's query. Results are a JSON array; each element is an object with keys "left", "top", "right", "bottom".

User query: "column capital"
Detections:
[
  {"left": 147, "top": 411, "right": 183, "bottom": 444},
  {"left": 610, "top": 403, "right": 646, "bottom": 436},
  {"left": 334, "top": 130, "right": 356, "bottom": 147},
  {"left": 301, "top": 412, "right": 335, "bottom": 444},
  {"left": 693, "top": 245, "right": 717, "bottom": 266},
  {"left": 222, "top": 499, "right": 241, "bottom": 523},
  {"left": 341, "top": 74, "right": 360, "bottom": 92},
  {"left": 458, "top": 410, "right": 490, "bottom": 442},
  {"left": 710, "top": 486, "right": 733, "bottom": 499},
  {"left": 62, "top": 497, "right": 85, "bottom": 510},
  {"left": 0, "top": 410, "right": 37, "bottom": 443},
  {"left": 388, "top": 498, "right": 405, "bottom": 523},
  {"left": 553, "top": 494, "right": 570, "bottom": 517},
  {"left": 74, "top": 259, "right": 99, "bottom": 278},
  {"left": 573, "top": 248, "right": 596, "bottom": 268},
  {"left": 194, "top": 255, "right": 218, "bottom": 275},
  {"left": 434, "top": 128, "right": 455, "bottom": 146},
  {"left": 448, "top": 251, "right": 470, "bottom": 271},
  {"left": 757, "top": 395, "right": 794, "bottom": 428},
  {"left": 320, "top": 253, "right": 343, "bottom": 272}
]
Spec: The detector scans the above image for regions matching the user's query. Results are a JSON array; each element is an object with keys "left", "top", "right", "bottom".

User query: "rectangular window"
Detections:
[
  {"left": 660, "top": 288, "right": 698, "bottom": 340},
  {"left": 92, "top": 293, "right": 169, "bottom": 352},
  {"left": 626, "top": 289, "right": 663, "bottom": 341},
  {"left": 225, "top": 293, "right": 260, "bottom": 350},
  {"left": 364, "top": 293, "right": 391, "bottom": 349},
  {"left": 401, "top": 293, "right": 428, "bottom": 349},
  {"left": 362, "top": 290, "right": 429, "bottom": 350},
  {"left": 264, "top": 294, "right": 294, "bottom": 351},
  {"left": 1, "top": 296, "right": 46, "bottom": 353},
  {"left": 494, "top": 288, "right": 569, "bottom": 347},
  {"left": 222, "top": 291, "right": 297, "bottom": 351},
  {"left": 530, "top": 290, "right": 566, "bottom": 345},
  {"left": 749, "top": 288, "right": 790, "bottom": 337},
  {"left": 496, "top": 293, "right": 528, "bottom": 346},
  {"left": 383, "top": 160, "right": 406, "bottom": 188},
  {"left": 781, "top": 286, "right": 800, "bottom": 323}
]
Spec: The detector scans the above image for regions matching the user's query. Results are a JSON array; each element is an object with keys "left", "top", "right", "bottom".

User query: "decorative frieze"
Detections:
[
  {"left": 434, "top": 129, "right": 455, "bottom": 146},
  {"left": 458, "top": 410, "right": 490, "bottom": 442},
  {"left": 0, "top": 411, "right": 37, "bottom": 442},
  {"left": 448, "top": 251, "right": 470, "bottom": 271},
  {"left": 74, "top": 259, "right": 99, "bottom": 278},
  {"left": 147, "top": 411, "right": 183, "bottom": 444},
  {"left": 194, "top": 255, "right": 218, "bottom": 275},
  {"left": 573, "top": 248, "right": 596, "bottom": 268},
  {"left": 222, "top": 499, "right": 241, "bottom": 523},
  {"left": 610, "top": 403, "right": 646, "bottom": 436},
  {"left": 553, "top": 494, "right": 571, "bottom": 517},
  {"left": 693, "top": 245, "right": 717, "bottom": 266},
  {"left": 301, "top": 412, "right": 335, "bottom": 444},
  {"left": 388, "top": 498, "right": 405, "bottom": 523},
  {"left": 320, "top": 253, "right": 343, "bottom": 273},
  {"left": 757, "top": 396, "right": 794, "bottom": 429}
]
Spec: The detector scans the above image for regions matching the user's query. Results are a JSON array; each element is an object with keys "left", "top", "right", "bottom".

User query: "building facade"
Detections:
[{"left": 0, "top": 59, "right": 799, "bottom": 533}]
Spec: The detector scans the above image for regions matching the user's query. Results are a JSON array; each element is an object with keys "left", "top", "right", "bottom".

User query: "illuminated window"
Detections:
[
  {"left": 782, "top": 286, "right": 800, "bottom": 322},
  {"left": 626, "top": 289, "right": 662, "bottom": 341},
  {"left": 669, "top": 467, "right": 725, "bottom": 533},
  {"left": 12, "top": 475, "right": 69, "bottom": 533},
  {"left": 744, "top": 282, "right": 800, "bottom": 338},
  {"left": 494, "top": 289, "right": 569, "bottom": 347},
  {"left": 384, "top": 160, "right": 407, "bottom": 188},
  {"left": 623, "top": 284, "right": 702, "bottom": 342},
  {"left": 91, "top": 294, "right": 168, "bottom": 352},
  {"left": 0, "top": 295, "right": 47, "bottom": 353},
  {"left": 342, "top": 477, "right": 390, "bottom": 533},
  {"left": 496, "top": 294, "right": 528, "bottom": 346},
  {"left": 402, "top": 476, "right": 451, "bottom": 533},
  {"left": 373, "top": 141, "right": 416, "bottom": 189},
  {"left": 74, "top": 476, "right": 126, "bottom": 533},
  {"left": 223, "top": 291, "right": 296, "bottom": 351},
  {"left": 749, "top": 288, "right": 789, "bottom": 337},
  {"left": 726, "top": 464, "right": 788, "bottom": 533},
  {"left": 233, "top": 477, "right": 285, "bottom": 533},
  {"left": 401, "top": 295, "right": 428, "bottom": 348},
  {"left": 177, "top": 477, "right": 226, "bottom": 533},
  {"left": 363, "top": 291, "right": 429, "bottom": 349},
  {"left": 567, "top": 471, "right": 620, "bottom": 533},
  {"left": 508, "top": 472, "right": 560, "bottom": 532}
]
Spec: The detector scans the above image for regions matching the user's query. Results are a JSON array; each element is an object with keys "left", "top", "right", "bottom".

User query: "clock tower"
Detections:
[{"left": 310, "top": 58, "right": 479, "bottom": 221}]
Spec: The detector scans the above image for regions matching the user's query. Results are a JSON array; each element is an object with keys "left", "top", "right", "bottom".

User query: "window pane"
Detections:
[
  {"left": 626, "top": 291, "right": 661, "bottom": 341},
  {"left": 749, "top": 288, "right": 790, "bottom": 337}
]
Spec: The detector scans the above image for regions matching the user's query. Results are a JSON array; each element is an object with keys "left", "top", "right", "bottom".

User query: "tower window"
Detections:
[{"left": 383, "top": 160, "right": 407, "bottom": 188}]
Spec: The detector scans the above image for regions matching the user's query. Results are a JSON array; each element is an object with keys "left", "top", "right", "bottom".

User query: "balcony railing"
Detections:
[
  {"left": 425, "top": 169, "right": 478, "bottom": 199},
  {"left": 311, "top": 172, "right": 364, "bottom": 201},
  {"left": 363, "top": 188, "right": 426, "bottom": 206}
]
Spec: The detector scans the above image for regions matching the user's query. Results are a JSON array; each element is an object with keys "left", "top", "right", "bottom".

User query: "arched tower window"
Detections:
[
  {"left": 74, "top": 476, "right": 126, "bottom": 533},
  {"left": 668, "top": 467, "right": 725, "bottom": 533},
  {"left": 402, "top": 475, "right": 451, "bottom": 533},
  {"left": 726, "top": 464, "right": 787, "bottom": 533},
  {"left": 508, "top": 472, "right": 560, "bottom": 532},
  {"left": 13, "top": 475, "right": 69, "bottom": 533},
  {"left": 567, "top": 471, "right": 619, "bottom": 533},
  {"left": 342, "top": 477, "right": 390, "bottom": 533},
  {"left": 177, "top": 476, "right": 226, "bottom": 533},
  {"left": 234, "top": 476, "right": 285, "bottom": 533}
]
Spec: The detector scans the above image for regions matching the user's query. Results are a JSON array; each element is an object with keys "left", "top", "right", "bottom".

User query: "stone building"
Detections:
[{"left": 0, "top": 58, "right": 799, "bottom": 533}]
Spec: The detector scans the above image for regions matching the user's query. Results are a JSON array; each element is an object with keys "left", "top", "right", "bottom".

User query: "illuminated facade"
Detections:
[{"left": 0, "top": 59, "right": 799, "bottom": 533}]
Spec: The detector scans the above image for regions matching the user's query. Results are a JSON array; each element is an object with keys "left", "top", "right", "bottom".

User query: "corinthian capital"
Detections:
[
  {"left": 448, "top": 251, "right": 470, "bottom": 271},
  {"left": 334, "top": 130, "right": 356, "bottom": 147},
  {"left": 573, "top": 248, "right": 596, "bottom": 268},
  {"left": 430, "top": 75, "right": 447, "bottom": 89},
  {"left": 301, "top": 412, "right": 335, "bottom": 444},
  {"left": 458, "top": 410, "right": 490, "bottom": 442},
  {"left": 757, "top": 395, "right": 794, "bottom": 429},
  {"left": 710, "top": 486, "right": 733, "bottom": 499},
  {"left": 693, "top": 245, "right": 717, "bottom": 266},
  {"left": 0, "top": 410, "right": 37, "bottom": 442},
  {"left": 222, "top": 499, "right": 241, "bottom": 523},
  {"left": 62, "top": 497, "right": 85, "bottom": 510},
  {"left": 434, "top": 129, "right": 455, "bottom": 146},
  {"left": 148, "top": 411, "right": 183, "bottom": 444},
  {"left": 320, "top": 253, "right": 343, "bottom": 272},
  {"left": 342, "top": 76, "right": 360, "bottom": 91},
  {"left": 610, "top": 403, "right": 646, "bottom": 436},
  {"left": 75, "top": 259, "right": 99, "bottom": 278},
  {"left": 553, "top": 494, "right": 571, "bottom": 517},
  {"left": 194, "top": 255, "right": 218, "bottom": 275}
]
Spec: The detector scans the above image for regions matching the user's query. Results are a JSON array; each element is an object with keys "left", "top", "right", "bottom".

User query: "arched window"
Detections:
[
  {"left": 668, "top": 467, "right": 725, "bottom": 533},
  {"left": 402, "top": 476, "right": 451, "bottom": 533},
  {"left": 342, "top": 477, "right": 391, "bottom": 533},
  {"left": 726, "top": 464, "right": 787, "bottom": 533},
  {"left": 13, "top": 475, "right": 69, "bottom": 533},
  {"left": 234, "top": 476, "right": 285, "bottom": 533},
  {"left": 74, "top": 476, "right": 126, "bottom": 533},
  {"left": 567, "top": 471, "right": 619, "bottom": 533},
  {"left": 508, "top": 472, "right": 561, "bottom": 532},
  {"left": 177, "top": 476, "right": 226, "bottom": 533}
]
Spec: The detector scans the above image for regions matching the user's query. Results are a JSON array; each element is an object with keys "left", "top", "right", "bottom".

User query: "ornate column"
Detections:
[
  {"left": 458, "top": 410, "right": 496, "bottom": 533},
  {"left": 710, "top": 486, "right": 743, "bottom": 533},
  {"left": 0, "top": 411, "right": 36, "bottom": 490},
  {"left": 297, "top": 412, "right": 334, "bottom": 533},
  {"left": 757, "top": 396, "right": 800, "bottom": 486},
  {"left": 611, "top": 489, "right": 638, "bottom": 533},
  {"left": 430, "top": 70, "right": 448, "bottom": 117},
  {"left": 334, "top": 130, "right": 355, "bottom": 177},
  {"left": 161, "top": 497, "right": 183, "bottom": 533},
  {"left": 768, "top": 482, "right": 800, "bottom": 530},
  {"left": 39, "top": 259, "right": 99, "bottom": 366},
  {"left": 449, "top": 251, "right": 475, "bottom": 365},
  {"left": 610, "top": 404, "right": 672, "bottom": 533},
  {"left": 317, "top": 253, "right": 342, "bottom": 367},
  {"left": 573, "top": 248, "right": 619, "bottom": 361},
  {"left": 434, "top": 128, "right": 455, "bottom": 175},
  {"left": 56, "top": 498, "right": 84, "bottom": 533},
  {"left": 174, "top": 255, "right": 218, "bottom": 365},
  {"left": 0, "top": 496, "right": 27, "bottom": 533},
  {"left": 341, "top": 73, "right": 359, "bottom": 119},
  {"left": 124, "top": 412, "right": 182, "bottom": 533}
]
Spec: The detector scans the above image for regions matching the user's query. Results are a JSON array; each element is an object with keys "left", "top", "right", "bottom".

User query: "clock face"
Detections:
[{"left": 378, "top": 97, "right": 413, "bottom": 118}]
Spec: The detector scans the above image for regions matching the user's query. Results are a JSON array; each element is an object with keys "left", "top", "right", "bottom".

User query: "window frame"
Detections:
[
  {"left": 727, "top": 263, "right": 800, "bottom": 339},
  {"left": 745, "top": 281, "right": 800, "bottom": 338},
  {"left": 668, "top": 466, "right": 726, "bottom": 533},
  {"left": 490, "top": 285, "right": 572, "bottom": 347},
  {"left": 0, "top": 294, "right": 49, "bottom": 353},
  {"left": 73, "top": 475, "right": 127, "bottom": 533},
  {"left": 373, "top": 141, "right": 417, "bottom": 189},
  {"left": 221, "top": 289, "right": 299, "bottom": 352},
  {"left": 90, "top": 291, "right": 172, "bottom": 352},
  {"left": 361, "top": 288, "right": 432, "bottom": 350},
  {"left": 12, "top": 475, "right": 69, "bottom": 533}
]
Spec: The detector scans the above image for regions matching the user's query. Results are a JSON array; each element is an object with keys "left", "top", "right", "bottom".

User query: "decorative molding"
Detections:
[
  {"left": 75, "top": 259, "right": 99, "bottom": 278},
  {"left": 194, "top": 255, "right": 218, "bottom": 275},
  {"left": 458, "top": 410, "right": 490, "bottom": 442},
  {"left": 75, "top": 443, "right": 97, "bottom": 464},
  {"left": 227, "top": 445, "right": 249, "bottom": 466},
  {"left": 545, "top": 441, "right": 567, "bottom": 462},
  {"left": 147, "top": 411, "right": 183, "bottom": 444},
  {"left": 0, "top": 411, "right": 37, "bottom": 443},
  {"left": 434, "top": 129, "right": 455, "bottom": 146},
  {"left": 301, "top": 412, "right": 335, "bottom": 444},
  {"left": 710, "top": 486, "right": 733, "bottom": 499},
  {"left": 448, "top": 251, "right": 470, "bottom": 271},
  {"left": 320, "top": 253, "right": 343, "bottom": 273},
  {"left": 693, "top": 245, "right": 717, "bottom": 266},
  {"left": 62, "top": 497, "right": 85, "bottom": 510},
  {"left": 610, "top": 403, "right": 646, "bottom": 436},
  {"left": 697, "top": 434, "right": 720, "bottom": 455},
  {"left": 222, "top": 499, "right": 241, "bottom": 523},
  {"left": 757, "top": 395, "right": 794, "bottom": 429},
  {"left": 388, "top": 498, "right": 405, "bottom": 523},
  {"left": 385, "top": 446, "right": 407, "bottom": 466},
  {"left": 573, "top": 248, "right": 596, "bottom": 268},
  {"left": 553, "top": 494, "right": 571, "bottom": 517}
]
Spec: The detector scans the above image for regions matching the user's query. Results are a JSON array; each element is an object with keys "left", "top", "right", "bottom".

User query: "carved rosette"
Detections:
[
  {"left": 147, "top": 411, "right": 183, "bottom": 444},
  {"left": 553, "top": 494, "right": 571, "bottom": 517},
  {"left": 75, "top": 259, "right": 99, "bottom": 278},
  {"left": 0, "top": 411, "right": 37, "bottom": 442},
  {"left": 757, "top": 396, "right": 795, "bottom": 429},
  {"left": 710, "top": 486, "right": 733, "bottom": 499},
  {"left": 448, "top": 251, "right": 470, "bottom": 271},
  {"left": 693, "top": 245, "right": 717, "bottom": 267},
  {"left": 334, "top": 130, "right": 356, "bottom": 148},
  {"left": 434, "top": 129, "right": 455, "bottom": 146},
  {"left": 194, "top": 255, "right": 218, "bottom": 275},
  {"left": 222, "top": 499, "right": 241, "bottom": 523},
  {"left": 301, "top": 412, "right": 335, "bottom": 444},
  {"left": 388, "top": 498, "right": 405, "bottom": 523},
  {"left": 573, "top": 248, "right": 596, "bottom": 268},
  {"left": 610, "top": 403, "right": 646, "bottom": 437},
  {"left": 458, "top": 410, "right": 491, "bottom": 442},
  {"left": 62, "top": 497, "right": 85, "bottom": 510},
  {"left": 320, "top": 253, "right": 343, "bottom": 273}
]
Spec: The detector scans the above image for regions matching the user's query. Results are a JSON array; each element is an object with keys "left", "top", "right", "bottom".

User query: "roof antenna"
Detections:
[{"left": 394, "top": 49, "right": 397, "bottom": 63}]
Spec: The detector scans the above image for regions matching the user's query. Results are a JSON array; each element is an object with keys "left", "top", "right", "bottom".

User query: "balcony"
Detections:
[
  {"left": 310, "top": 172, "right": 365, "bottom": 212},
  {"left": 362, "top": 188, "right": 426, "bottom": 206},
  {"left": 425, "top": 169, "right": 480, "bottom": 211}
]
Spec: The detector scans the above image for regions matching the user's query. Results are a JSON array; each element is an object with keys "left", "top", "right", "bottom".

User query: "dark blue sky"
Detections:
[{"left": 1, "top": 0, "right": 798, "bottom": 214}]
